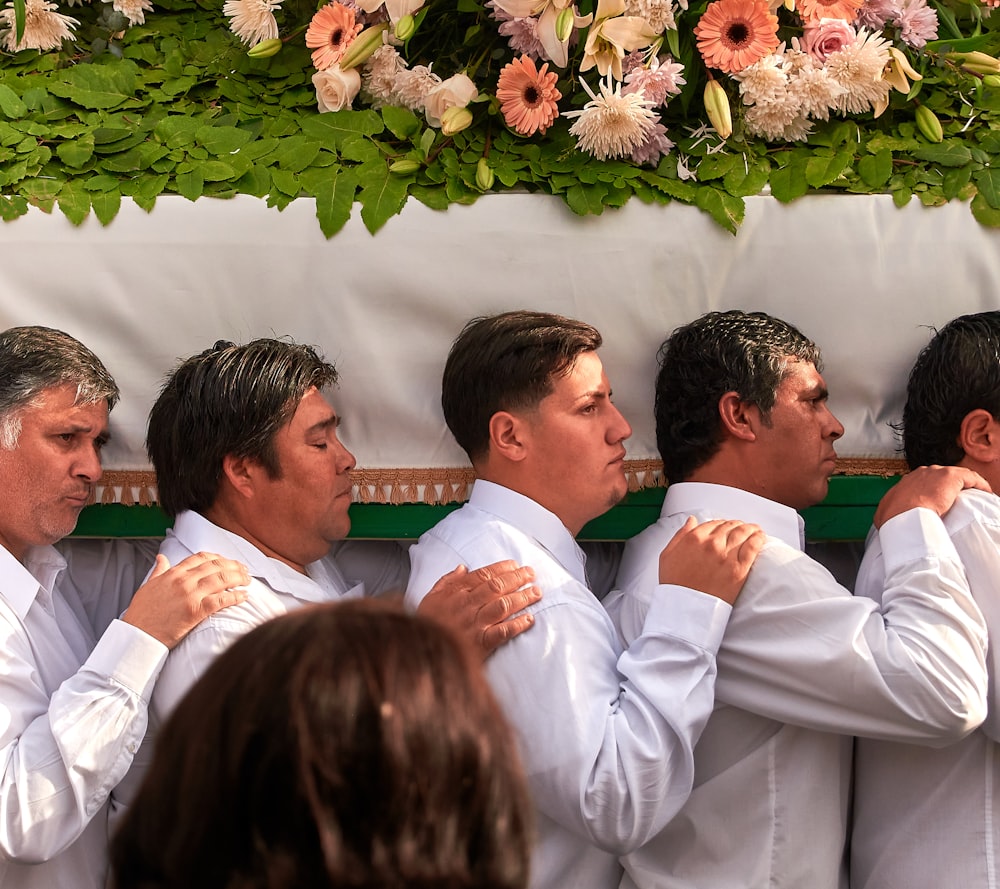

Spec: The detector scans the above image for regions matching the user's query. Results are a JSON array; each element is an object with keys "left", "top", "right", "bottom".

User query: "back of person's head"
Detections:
[
  {"left": 655, "top": 310, "right": 821, "bottom": 482},
  {"left": 147, "top": 338, "right": 339, "bottom": 518},
  {"left": 111, "top": 599, "right": 532, "bottom": 889},
  {"left": 903, "top": 311, "right": 1000, "bottom": 468},
  {"left": 442, "top": 310, "right": 602, "bottom": 462},
  {"left": 0, "top": 325, "right": 118, "bottom": 449}
]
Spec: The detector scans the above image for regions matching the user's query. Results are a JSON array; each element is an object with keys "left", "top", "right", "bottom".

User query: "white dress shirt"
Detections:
[
  {"left": 607, "top": 482, "right": 988, "bottom": 889},
  {"left": 404, "top": 481, "right": 733, "bottom": 889},
  {"left": 0, "top": 541, "right": 167, "bottom": 889},
  {"left": 150, "top": 509, "right": 364, "bottom": 724},
  {"left": 852, "top": 487, "right": 1000, "bottom": 889}
]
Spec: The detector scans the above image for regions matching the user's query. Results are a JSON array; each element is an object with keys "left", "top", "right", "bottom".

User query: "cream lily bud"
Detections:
[
  {"left": 946, "top": 50, "right": 1000, "bottom": 74},
  {"left": 555, "top": 6, "right": 575, "bottom": 43},
  {"left": 983, "top": 74, "right": 1000, "bottom": 87},
  {"left": 440, "top": 105, "right": 473, "bottom": 136},
  {"left": 476, "top": 158, "right": 495, "bottom": 191},
  {"left": 915, "top": 105, "right": 944, "bottom": 142},
  {"left": 389, "top": 159, "right": 421, "bottom": 174},
  {"left": 703, "top": 78, "right": 733, "bottom": 140},
  {"left": 339, "top": 23, "right": 389, "bottom": 70},
  {"left": 394, "top": 14, "right": 415, "bottom": 41},
  {"left": 247, "top": 38, "right": 282, "bottom": 59}
]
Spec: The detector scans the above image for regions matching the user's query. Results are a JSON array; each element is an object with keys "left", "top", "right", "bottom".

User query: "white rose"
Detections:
[
  {"left": 313, "top": 65, "right": 362, "bottom": 113},
  {"left": 423, "top": 72, "right": 478, "bottom": 127}
]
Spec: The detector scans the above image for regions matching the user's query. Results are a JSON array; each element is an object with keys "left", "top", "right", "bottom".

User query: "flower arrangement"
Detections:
[{"left": 0, "top": 0, "right": 999, "bottom": 232}]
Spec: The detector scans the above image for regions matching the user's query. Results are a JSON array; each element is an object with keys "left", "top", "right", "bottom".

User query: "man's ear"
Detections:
[
  {"left": 718, "top": 391, "right": 759, "bottom": 443},
  {"left": 220, "top": 453, "right": 258, "bottom": 499},
  {"left": 958, "top": 408, "right": 1000, "bottom": 462},
  {"left": 488, "top": 410, "right": 529, "bottom": 463}
]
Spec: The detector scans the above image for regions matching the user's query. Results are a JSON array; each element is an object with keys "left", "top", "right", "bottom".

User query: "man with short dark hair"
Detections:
[
  {"left": 609, "top": 309, "right": 990, "bottom": 889},
  {"left": 405, "top": 310, "right": 765, "bottom": 889},
  {"left": 851, "top": 311, "right": 1000, "bottom": 889},
  {"left": 0, "top": 326, "right": 250, "bottom": 889},
  {"left": 145, "top": 338, "right": 540, "bottom": 725}
]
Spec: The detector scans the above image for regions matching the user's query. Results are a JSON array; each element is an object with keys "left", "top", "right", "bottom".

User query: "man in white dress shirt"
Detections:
[
  {"left": 143, "top": 338, "right": 542, "bottom": 725},
  {"left": 0, "top": 326, "right": 251, "bottom": 889},
  {"left": 852, "top": 311, "right": 1000, "bottom": 889},
  {"left": 405, "top": 310, "right": 766, "bottom": 889},
  {"left": 608, "top": 310, "right": 990, "bottom": 889}
]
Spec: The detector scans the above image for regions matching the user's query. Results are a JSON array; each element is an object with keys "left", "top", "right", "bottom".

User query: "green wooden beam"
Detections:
[{"left": 71, "top": 474, "right": 900, "bottom": 542}]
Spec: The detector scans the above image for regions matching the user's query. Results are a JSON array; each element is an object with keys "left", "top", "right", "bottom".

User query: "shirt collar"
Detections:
[
  {"left": 0, "top": 542, "right": 66, "bottom": 620},
  {"left": 169, "top": 511, "right": 349, "bottom": 603},
  {"left": 663, "top": 482, "right": 805, "bottom": 551},
  {"left": 468, "top": 480, "right": 588, "bottom": 586}
]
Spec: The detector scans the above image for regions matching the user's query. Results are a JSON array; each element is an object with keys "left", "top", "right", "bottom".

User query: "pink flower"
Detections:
[
  {"left": 496, "top": 55, "right": 562, "bottom": 135},
  {"left": 630, "top": 120, "right": 674, "bottom": 164},
  {"left": 801, "top": 18, "right": 857, "bottom": 62},
  {"left": 854, "top": 0, "right": 898, "bottom": 30},
  {"left": 623, "top": 54, "right": 686, "bottom": 107},
  {"left": 893, "top": 0, "right": 937, "bottom": 48}
]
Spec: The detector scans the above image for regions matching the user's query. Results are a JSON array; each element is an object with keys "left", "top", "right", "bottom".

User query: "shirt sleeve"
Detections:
[
  {"left": 0, "top": 614, "right": 166, "bottom": 862},
  {"left": 407, "top": 533, "right": 732, "bottom": 854},
  {"left": 717, "top": 508, "right": 987, "bottom": 744}
]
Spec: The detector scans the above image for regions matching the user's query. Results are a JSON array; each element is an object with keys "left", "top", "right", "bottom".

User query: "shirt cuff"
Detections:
[
  {"left": 86, "top": 619, "right": 169, "bottom": 702},
  {"left": 645, "top": 584, "right": 732, "bottom": 652},
  {"left": 880, "top": 507, "right": 961, "bottom": 573}
]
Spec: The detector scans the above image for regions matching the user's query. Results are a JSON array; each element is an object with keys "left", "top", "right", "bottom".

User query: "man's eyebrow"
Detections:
[{"left": 306, "top": 415, "right": 341, "bottom": 434}]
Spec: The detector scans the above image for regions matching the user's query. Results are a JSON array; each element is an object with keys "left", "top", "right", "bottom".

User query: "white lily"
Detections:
[
  {"left": 491, "top": 0, "right": 592, "bottom": 67},
  {"left": 354, "top": 0, "right": 425, "bottom": 25},
  {"left": 579, "top": 0, "right": 659, "bottom": 81}
]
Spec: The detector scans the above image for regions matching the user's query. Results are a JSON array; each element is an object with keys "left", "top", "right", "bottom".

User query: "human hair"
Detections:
[
  {"left": 146, "top": 338, "right": 339, "bottom": 518},
  {"left": 111, "top": 599, "right": 532, "bottom": 889},
  {"left": 655, "top": 310, "right": 822, "bottom": 482},
  {"left": 442, "top": 310, "right": 602, "bottom": 461},
  {"left": 0, "top": 325, "right": 119, "bottom": 449},
  {"left": 902, "top": 311, "right": 1000, "bottom": 468}
]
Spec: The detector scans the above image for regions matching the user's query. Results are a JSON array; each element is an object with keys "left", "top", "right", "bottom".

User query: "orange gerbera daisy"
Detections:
[
  {"left": 305, "top": 3, "right": 363, "bottom": 71},
  {"left": 797, "top": 0, "right": 864, "bottom": 21},
  {"left": 496, "top": 56, "right": 563, "bottom": 136},
  {"left": 694, "top": 0, "right": 779, "bottom": 74}
]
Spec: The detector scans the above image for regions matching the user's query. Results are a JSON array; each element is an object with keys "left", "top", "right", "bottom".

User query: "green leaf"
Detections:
[
  {"left": 0, "top": 194, "right": 28, "bottom": 222},
  {"left": 565, "top": 182, "right": 610, "bottom": 215},
  {"left": 312, "top": 168, "right": 358, "bottom": 238},
  {"left": 911, "top": 140, "right": 974, "bottom": 167},
  {"left": 194, "top": 124, "right": 253, "bottom": 155},
  {"left": 56, "top": 134, "right": 95, "bottom": 168},
  {"left": 973, "top": 167, "right": 1000, "bottom": 208},
  {"left": 381, "top": 106, "right": 421, "bottom": 141},
  {"left": 154, "top": 116, "right": 201, "bottom": 148},
  {"left": 696, "top": 152, "right": 739, "bottom": 182},
  {"left": 0, "top": 85, "right": 27, "bottom": 120},
  {"left": 91, "top": 189, "right": 121, "bottom": 225},
  {"left": 299, "top": 110, "right": 384, "bottom": 150},
  {"left": 769, "top": 156, "right": 810, "bottom": 202},
  {"left": 805, "top": 148, "right": 853, "bottom": 188},
  {"left": 339, "top": 135, "right": 382, "bottom": 164},
  {"left": 46, "top": 61, "right": 140, "bottom": 110},
  {"left": 57, "top": 181, "right": 91, "bottom": 225},
  {"left": 175, "top": 168, "right": 204, "bottom": 200},
  {"left": 858, "top": 148, "right": 893, "bottom": 188},
  {"left": 357, "top": 165, "right": 409, "bottom": 233},
  {"left": 723, "top": 156, "right": 770, "bottom": 197},
  {"left": 694, "top": 186, "right": 744, "bottom": 234},
  {"left": 972, "top": 192, "right": 1000, "bottom": 226},
  {"left": 942, "top": 164, "right": 972, "bottom": 200},
  {"left": 270, "top": 167, "right": 300, "bottom": 196}
]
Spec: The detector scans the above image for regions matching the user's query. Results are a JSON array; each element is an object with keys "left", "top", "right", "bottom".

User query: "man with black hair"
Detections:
[
  {"left": 405, "top": 310, "right": 766, "bottom": 889},
  {"left": 0, "top": 326, "right": 250, "bottom": 889},
  {"left": 144, "top": 338, "right": 541, "bottom": 727},
  {"left": 851, "top": 311, "right": 1000, "bottom": 889},
  {"left": 609, "top": 310, "right": 990, "bottom": 889}
]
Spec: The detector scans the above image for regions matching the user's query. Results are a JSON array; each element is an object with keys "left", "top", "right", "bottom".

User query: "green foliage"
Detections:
[{"left": 0, "top": 0, "right": 999, "bottom": 234}]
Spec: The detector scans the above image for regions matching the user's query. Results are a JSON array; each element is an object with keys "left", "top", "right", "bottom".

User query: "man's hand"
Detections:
[
  {"left": 418, "top": 560, "right": 540, "bottom": 660},
  {"left": 873, "top": 465, "right": 992, "bottom": 528},
  {"left": 658, "top": 517, "right": 765, "bottom": 606},
  {"left": 121, "top": 551, "right": 250, "bottom": 649}
]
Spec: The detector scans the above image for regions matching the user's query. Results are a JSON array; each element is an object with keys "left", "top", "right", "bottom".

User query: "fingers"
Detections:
[
  {"left": 463, "top": 562, "right": 536, "bottom": 607},
  {"left": 148, "top": 552, "right": 171, "bottom": 579},
  {"left": 475, "top": 584, "right": 542, "bottom": 626},
  {"left": 480, "top": 612, "right": 536, "bottom": 658},
  {"left": 198, "top": 585, "right": 249, "bottom": 618}
]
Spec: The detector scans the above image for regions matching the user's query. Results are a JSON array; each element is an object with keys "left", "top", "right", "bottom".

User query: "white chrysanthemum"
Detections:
[
  {"left": 744, "top": 97, "right": 802, "bottom": 140},
  {"left": 823, "top": 28, "right": 891, "bottom": 114},
  {"left": 108, "top": 0, "right": 151, "bottom": 26},
  {"left": 735, "top": 52, "right": 788, "bottom": 106},
  {"left": 393, "top": 65, "right": 441, "bottom": 110},
  {"left": 0, "top": 0, "right": 77, "bottom": 50},
  {"left": 564, "top": 75, "right": 658, "bottom": 161},
  {"left": 780, "top": 113, "right": 813, "bottom": 140},
  {"left": 782, "top": 44, "right": 814, "bottom": 75},
  {"left": 787, "top": 63, "right": 845, "bottom": 119},
  {"left": 361, "top": 44, "right": 407, "bottom": 107},
  {"left": 222, "top": 0, "right": 280, "bottom": 46},
  {"left": 624, "top": 0, "right": 675, "bottom": 32}
]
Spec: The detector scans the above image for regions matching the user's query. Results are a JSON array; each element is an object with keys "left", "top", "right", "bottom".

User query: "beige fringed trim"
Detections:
[{"left": 85, "top": 459, "right": 909, "bottom": 506}]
